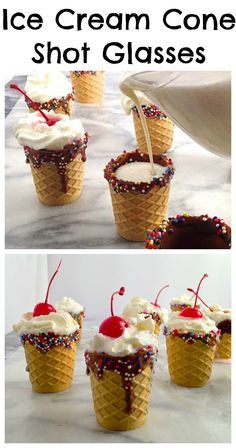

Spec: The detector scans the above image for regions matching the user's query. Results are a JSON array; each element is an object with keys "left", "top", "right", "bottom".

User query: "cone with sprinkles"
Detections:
[
  {"left": 132, "top": 104, "right": 174, "bottom": 155},
  {"left": 13, "top": 261, "right": 80, "bottom": 393},
  {"left": 85, "top": 287, "right": 158, "bottom": 430},
  {"left": 165, "top": 274, "right": 220, "bottom": 387},
  {"left": 70, "top": 71, "right": 105, "bottom": 103}
]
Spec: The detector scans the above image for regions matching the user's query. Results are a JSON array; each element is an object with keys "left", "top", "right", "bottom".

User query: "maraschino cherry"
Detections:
[
  {"left": 99, "top": 287, "right": 129, "bottom": 338},
  {"left": 33, "top": 260, "right": 62, "bottom": 317},
  {"left": 151, "top": 284, "right": 170, "bottom": 308},
  {"left": 179, "top": 273, "right": 209, "bottom": 318},
  {"left": 10, "top": 84, "right": 61, "bottom": 127}
]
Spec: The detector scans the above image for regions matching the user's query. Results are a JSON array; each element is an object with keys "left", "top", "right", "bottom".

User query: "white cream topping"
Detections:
[
  {"left": 25, "top": 70, "right": 72, "bottom": 103},
  {"left": 13, "top": 311, "right": 79, "bottom": 336},
  {"left": 205, "top": 304, "right": 231, "bottom": 324},
  {"left": 123, "top": 296, "right": 168, "bottom": 325},
  {"left": 115, "top": 162, "right": 164, "bottom": 183},
  {"left": 121, "top": 91, "right": 153, "bottom": 115},
  {"left": 87, "top": 324, "right": 158, "bottom": 356},
  {"left": 170, "top": 294, "right": 195, "bottom": 306},
  {"left": 55, "top": 297, "right": 84, "bottom": 314},
  {"left": 165, "top": 312, "right": 218, "bottom": 334},
  {"left": 14, "top": 111, "right": 85, "bottom": 150}
]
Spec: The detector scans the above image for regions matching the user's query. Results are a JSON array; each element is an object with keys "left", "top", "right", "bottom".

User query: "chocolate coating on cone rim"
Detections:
[
  {"left": 25, "top": 92, "right": 74, "bottom": 115},
  {"left": 104, "top": 149, "right": 174, "bottom": 194},
  {"left": 85, "top": 347, "right": 156, "bottom": 414},
  {"left": 145, "top": 214, "right": 231, "bottom": 249},
  {"left": 24, "top": 133, "right": 88, "bottom": 193}
]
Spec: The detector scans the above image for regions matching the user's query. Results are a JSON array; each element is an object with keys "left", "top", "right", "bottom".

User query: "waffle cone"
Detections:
[
  {"left": 166, "top": 336, "right": 215, "bottom": 387},
  {"left": 132, "top": 111, "right": 174, "bottom": 155},
  {"left": 89, "top": 366, "right": 152, "bottom": 431},
  {"left": 154, "top": 322, "right": 160, "bottom": 335},
  {"left": 71, "top": 72, "right": 105, "bottom": 103},
  {"left": 29, "top": 153, "right": 84, "bottom": 206},
  {"left": 24, "top": 342, "right": 77, "bottom": 393},
  {"left": 216, "top": 333, "right": 231, "bottom": 359},
  {"left": 109, "top": 184, "right": 170, "bottom": 241},
  {"left": 28, "top": 99, "right": 73, "bottom": 116}
]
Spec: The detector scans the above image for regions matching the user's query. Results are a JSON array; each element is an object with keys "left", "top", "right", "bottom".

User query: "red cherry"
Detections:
[
  {"left": 10, "top": 84, "right": 61, "bottom": 127},
  {"left": 99, "top": 286, "right": 129, "bottom": 338},
  {"left": 179, "top": 307, "right": 203, "bottom": 319},
  {"left": 33, "top": 302, "right": 56, "bottom": 317},
  {"left": 33, "top": 260, "right": 62, "bottom": 317},
  {"left": 99, "top": 316, "right": 129, "bottom": 338}
]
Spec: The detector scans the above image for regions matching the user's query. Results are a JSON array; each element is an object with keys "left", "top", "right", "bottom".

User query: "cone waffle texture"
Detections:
[
  {"left": 29, "top": 153, "right": 84, "bottom": 206},
  {"left": 154, "top": 322, "right": 160, "bottom": 335},
  {"left": 29, "top": 99, "right": 73, "bottom": 116},
  {"left": 24, "top": 342, "right": 77, "bottom": 393},
  {"left": 109, "top": 184, "right": 170, "bottom": 241},
  {"left": 89, "top": 366, "right": 152, "bottom": 431},
  {"left": 71, "top": 72, "right": 105, "bottom": 103},
  {"left": 132, "top": 111, "right": 174, "bottom": 155},
  {"left": 166, "top": 336, "right": 215, "bottom": 387},
  {"left": 216, "top": 333, "right": 231, "bottom": 359}
]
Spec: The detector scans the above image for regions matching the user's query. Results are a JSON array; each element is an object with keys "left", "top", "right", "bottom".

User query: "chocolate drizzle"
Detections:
[
  {"left": 85, "top": 347, "right": 156, "bottom": 414},
  {"left": 24, "top": 133, "right": 88, "bottom": 193},
  {"left": 217, "top": 319, "right": 231, "bottom": 334},
  {"left": 25, "top": 93, "right": 74, "bottom": 115}
]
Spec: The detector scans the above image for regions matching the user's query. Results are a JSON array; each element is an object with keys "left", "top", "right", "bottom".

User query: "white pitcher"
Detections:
[{"left": 120, "top": 71, "right": 231, "bottom": 159}]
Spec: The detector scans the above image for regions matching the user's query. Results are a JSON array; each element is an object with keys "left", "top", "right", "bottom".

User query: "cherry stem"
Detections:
[
  {"left": 45, "top": 260, "right": 62, "bottom": 303},
  {"left": 187, "top": 288, "right": 213, "bottom": 311},
  {"left": 154, "top": 284, "right": 170, "bottom": 306},
  {"left": 193, "top": 273, "right": 208, "bottom": 308},
  {"left": 10, "top": 84, "right": 50, "bottom": 123},
  {"left": 110, "top": 287, "right": 125, "bottom": 316}
]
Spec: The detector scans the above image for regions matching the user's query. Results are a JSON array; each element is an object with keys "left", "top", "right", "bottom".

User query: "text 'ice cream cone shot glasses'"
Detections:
[
  {"left": 122, "top": 93, "right": 174, "bottom": 155},
  {"left": 85, "top": 287, "right": 158, "bottom": 431},
  {"left": 55, "top": 297, "right": 85, "bottom": 341},
  {"left": 146, "top": 214, "right": 231, "bottom": 249},
  {"left": 104, "top": 150, "right": 174, "bottom": 241},
  {"left": 122, "top": 285, "right": 169, "bottom": 336},
  {"left": 205, "top": 305, "right": 231, "bottom": 360},
  {"left": 24, "top": 70, "right": 74, "bottom": 115},
  {"left": 164, "top": 274, "right": 220, "bottom": 388},
  {"left": 11, "top": 84, "right": 88, "bottom": 206},
  {"left": 70, "top": 71, "right": 105, "bottom": 103},
  {"left": 13, "top": 261, "right": 80, "bottom": 394}
]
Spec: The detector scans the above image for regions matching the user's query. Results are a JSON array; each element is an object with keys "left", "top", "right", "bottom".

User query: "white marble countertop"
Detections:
[
  {"left": 5, "top": 321, "right": 231, "bottom": 443},
  {"left": 5, "top": 73, "right": 231, "bottom": 249}
]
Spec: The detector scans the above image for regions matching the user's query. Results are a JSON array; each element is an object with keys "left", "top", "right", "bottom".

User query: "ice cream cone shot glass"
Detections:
[
  {"left": 11, "top": 84, "right": 88, "bottom": 206},
  {"left": 70, "top": 71, "right": 105, "bottom": 103},
  {"left": 164, "top": 274, "right": 220, "bottom": 388},
  {"left": 24, "top": 70, "right": 74, "bottom": 115},
  {"left": 85, "top": 287, "right": 158, "bottom": 431},
  {"left": 55, "top": 297, "right": 85, "bottom": 342},
  {"left": 13, "top": 261, "right": 80, "bottom": 393},
  {"left": 104, "top": 150, "right": 174, "bottom": 242},
  {"left": 205, "top": 305, "right": 231, "bottom": 360}
]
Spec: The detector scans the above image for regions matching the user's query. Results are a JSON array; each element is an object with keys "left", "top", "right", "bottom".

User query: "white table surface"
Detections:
[
  {"left": 5, "top": 321, "right": 231, "bottom": 443},
  {"left": 5, "top": 72, "right": 231, "bottom": 249}
]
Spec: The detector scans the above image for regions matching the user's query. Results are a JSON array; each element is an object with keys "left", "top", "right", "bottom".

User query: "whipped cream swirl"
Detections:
[
  {"left": 123, "top": 296, "right": 168, "bottom": 325},
  {"left": 13, "top": 311, "right": 79, "bottom": 336},
  {"left": 55, "top": 297, "right": 84, "bottom": 315},
  {"left": 170, "top": 294, "right": 195, "bottom": 306},
  {"left": 205, "top": 304, "right": 231, "bottom": 324},
  {"left": 25, "top": 70, "right": 72, "bottom": 103},
  {"left": 165, "top": 312, "right": 218, "bottom": 334},
  {"left": 87, "top": 322, "right": 158, "bottom": 357},
  {"left": 14, "top": 111, "right": 86, "bottom": 151}
]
